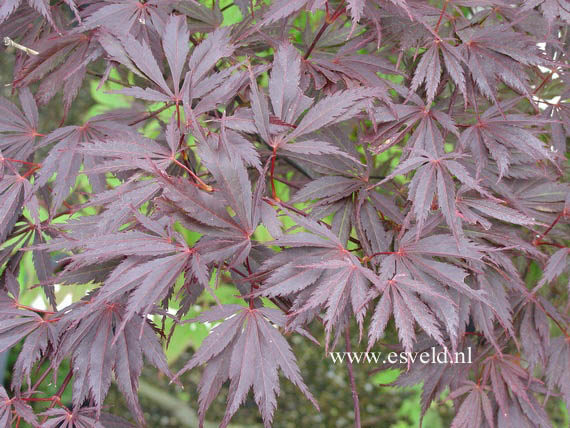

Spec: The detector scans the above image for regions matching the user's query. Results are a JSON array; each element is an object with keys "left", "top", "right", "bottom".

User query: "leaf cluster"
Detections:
[{"left": 0, "top": 0, "right": 569, "bottom": 427}]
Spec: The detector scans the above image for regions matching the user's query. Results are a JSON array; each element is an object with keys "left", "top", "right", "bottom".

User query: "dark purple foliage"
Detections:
[{"left": 0, "top": 0, "right": 569, "bottom": 427}]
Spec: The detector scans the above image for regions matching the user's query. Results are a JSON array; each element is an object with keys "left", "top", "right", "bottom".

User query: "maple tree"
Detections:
[{"left": 0, "top": 0, "right": 569, "bottom": 427}]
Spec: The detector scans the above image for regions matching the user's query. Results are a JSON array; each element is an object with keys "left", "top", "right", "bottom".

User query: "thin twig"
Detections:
[
  {"left": 344, "top": 326, "right": 361, "bottom": 428},
  {"left": 15, "top": 303, "right": 55, "bottom": 314},
  {"left": 39, "top": 369, "right": 73, "bottom": 424},
  {"left": 30, "top": 366, "right": 52, "bottom": 393},
  {"left": 3, "top": 37, "right": 38, "bottom": 55},
  {"left": 270, "top": 146, "right": 278, "bottom": 200},
  {"left": 221, "top": 2, "right": 234, "bottom": 11},
  {"left": 86, "top": 70, "right": 130, "bottom": 88},
  {"left": 533, "top": 211, "right": 564, "bottom": 244},
  {"left": 265, "top": 145, "right": 313, "bottom": 179},
  {"left": 273, "top": 175, "right": 301, "bottom": 189},
  {"left": 128, "top": 103, "right": 173, "bottom": 126},
  {"left": 434, "top": 0, "right": 450, "bottom": 34},
  {"left": 0, "top": 157, "right": 42, "bottom": 167},
  {"left": 303, "top": 0, "right": 346, "bottom": 60},
  {"left": 21, "top": 165, "right": 40, "bottom": 179},
  {"left": 535, "top": 241, "right": 567, "bottom": 249},
  {"left": 171, "top": 157, "right": 214, "bottom": 192}
]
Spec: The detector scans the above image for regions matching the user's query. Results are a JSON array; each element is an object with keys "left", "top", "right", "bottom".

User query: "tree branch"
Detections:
[{"left": 345, "top": 326, "right": 361, "bottom": 428}]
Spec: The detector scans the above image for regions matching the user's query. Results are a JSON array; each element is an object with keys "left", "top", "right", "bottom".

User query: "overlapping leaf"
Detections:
[
  {"left": 370, "top": 96, "right": 459, "bottom": 156},
  {"left": 0, "top": 2, "right": 568, "bottom": 427},
  {"left": 458, "top": 25, "right": 545, "bottom": 105},
  {"left": 35, "top": 116, "right": 130, "bottom": 211},
  {"left": 54, "top": 302, "right": 173, "bottom": 424},
  {"left": 13, "top": 32, "right": 103, "bottom": 114},
  {"left": 459, "top": 105, "right": 553, "bottom": 178},
  {"left": 0, "top": 385, "right": 37, "bottom": 428},
  {"left": 0, "top": 88, "right": 40, "bottom": 160},
  {"left": 175, "top": 305, "right": 318, "bottom": 427},
  {"left": 250, "top": 212, "right": 378, "bottom": 346}
]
